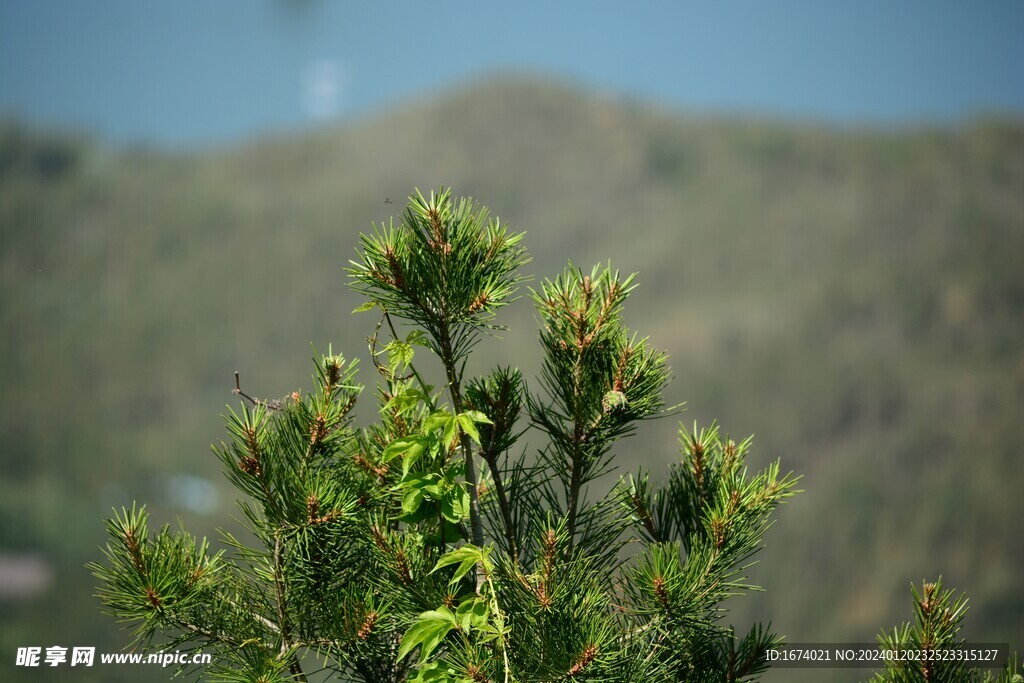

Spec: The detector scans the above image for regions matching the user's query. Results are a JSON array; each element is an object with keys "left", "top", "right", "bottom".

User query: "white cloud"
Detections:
[{"left": 303, "top": 59, "right": 349, "bottom": 120}]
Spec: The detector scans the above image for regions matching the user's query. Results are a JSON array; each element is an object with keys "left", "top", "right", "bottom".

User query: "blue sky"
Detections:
[{"left": 2, "top": 1, "right": 1023, "bottom": 147}]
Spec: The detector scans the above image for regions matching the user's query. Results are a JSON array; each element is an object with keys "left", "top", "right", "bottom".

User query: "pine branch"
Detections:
[
  {"left": 481, "top": 449, "right": 519, "bottom": 564},
  {"left": 90, "top": 188, "right": 822, "bottom": 683},
  {"left": 272, "top": 531, "right": 307, "bottom": 681},
  {"left": 437, "top": 320, "right": 485, "bottom": 551}
]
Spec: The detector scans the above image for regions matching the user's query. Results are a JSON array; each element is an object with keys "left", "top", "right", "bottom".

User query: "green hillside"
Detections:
[{"left": 2, "top": 77, "right": 1023, "bottom": 682}]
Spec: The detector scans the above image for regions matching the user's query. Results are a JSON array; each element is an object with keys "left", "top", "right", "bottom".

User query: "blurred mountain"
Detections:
[{"left": 2, "top": 77, "right": 1023, "bottom": 682}]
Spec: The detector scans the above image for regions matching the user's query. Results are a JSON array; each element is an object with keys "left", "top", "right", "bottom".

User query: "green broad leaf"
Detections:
[
  {"left": 402, "top": 488, "right": 424, "bottom": 516},
  {"left": 431, "top": 545, "right": 481, "bottom": 573},
  {"left": 382, "top": 435, "right": 431, "bottom": 476},
  {"left": 422, "top": 410, "right": 454, "bottom": 434},
  {"left": 352, "top": 301, "right": 378, "bottom": 314},
  {"left": 475, "top": 619, "right": 509, "bottom": 644},
  {"left": 382, "top": 435, "right": 427, "bottom": 462},
  {"left": 402, "top": 452, "right": 425, "bottom": 478},
  {"left": 461, "top": 410, "right": 493, "bottom": 425},
  {"left": 455, "top": 598, "right": 490, "bottom": 633},
  {"left": 452, "top": 557, "right": 478, "bottom": 585},
  {"left": 408, "top": 661, "right": 442, "bottom": 683},
  {"left": 456, "top": 414, "right": 481, "bottom": 444},
  {"left": 399, "top": 473, "right": 443, "bottom": 495},
  {"left": 408, "top": 661, "right": 470, "bottom": 683},
  {"left": 406, "top": 329, "right": 429, "bottom": 347},
  {"left": 397, "top": 608, "right": 458, "bottom": 662},
  {"left": 383, "top": 387, "right": 428, "bottom": 415},
  {"left": 443, "top": 417, "right": 459, "bottom": 451},
  {"left": 432, "top": 544, "right": 491, "bottom": 584},
  {"left": 386, "top": 339, "right": 415, "bottom": 369},
  {"left": 440, "top": 487, "right": 469, "bottom": 524},
  {"left": 420, "top": 607, "right": 459, "bottom": 624},
  {"left": 400, "top": 502, "right": 431, "bottom": 524}
]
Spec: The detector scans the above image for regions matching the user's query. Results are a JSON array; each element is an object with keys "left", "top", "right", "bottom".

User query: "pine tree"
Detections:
[
  {"left": 90, "top": 188, "right": 1018, "bottom": 683},
  {"left": 869, "top": 580, "right": 1021, "bottom": 683}
]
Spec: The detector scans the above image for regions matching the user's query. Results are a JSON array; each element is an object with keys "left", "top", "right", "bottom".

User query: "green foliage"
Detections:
[
  {"left": 82, "top": 189, "right": 805, "bottom": 682},
  {"left": 867, "top": 579, "right": 1022, "bottom": 683},
  {"left": 527, "top": 263, "right": 675, "bottom": 565},
  {"left": 87, "top": 504, "right": 226, "bottom": 645},
  {"left": 6, "top": 90, "right": 1023, "bottom": 679},
  {"left": 348, "top": 187, "right": 530, "bottom": 360},
  {"left": 103, "top": 187, "right": 1024, "bottom": 682}
]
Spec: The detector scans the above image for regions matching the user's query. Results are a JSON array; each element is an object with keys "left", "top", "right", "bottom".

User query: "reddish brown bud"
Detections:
[
  {"left": 310, "top": 413, "right": 327, "bottom": 445},
  {"left": 466, "top": 664, "right": 489, "bottom": 683},
  {"left": 711, "top": 517, "right": 728, "bottom": 550},
  {"left": 468, "top": 292, "right": 489, "bottom": 314},
  {"left": 536, "top": 582, "right": 552, "bottom": 609},
  {"left": 567, "top": 644, "right": 598, "bottom": 677},
  {"left": 653, "top": 576, "right": 669, "bottom": 606},
  {"left": 357, "top": 611, "right": 378, "bottom": 640},
  {"left": 239, "top": 456, "right": 260, "bottom": 476}
]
